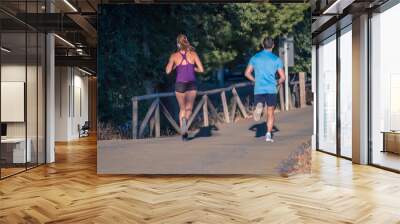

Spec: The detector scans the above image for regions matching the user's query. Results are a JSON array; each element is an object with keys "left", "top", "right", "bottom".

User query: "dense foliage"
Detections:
[
  {"left": 98, "top": 4, "right": 311, "bottom": 126},
  {"left": 292, "top": 8, "right": 312, "bottom": 74}
]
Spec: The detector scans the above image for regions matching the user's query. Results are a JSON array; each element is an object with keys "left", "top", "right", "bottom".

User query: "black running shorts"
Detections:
[
  {"left": 175, "top": 81, "right": 197, "bottom": 93},
  {"left": 254, "top": 93, "right": 278, "bottom": 107}
]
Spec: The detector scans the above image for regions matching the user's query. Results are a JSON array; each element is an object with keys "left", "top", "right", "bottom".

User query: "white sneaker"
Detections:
[
  {"left": 253, "top": 103, "right": 264, "bottom": 121},
  {"left": 266, "top": 132, "right": 274, "bottom": 142}
]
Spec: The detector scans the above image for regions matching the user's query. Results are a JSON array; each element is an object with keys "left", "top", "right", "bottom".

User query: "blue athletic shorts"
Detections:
[{"left": 254, "top": 94, "right": 277, "bottom": 107}]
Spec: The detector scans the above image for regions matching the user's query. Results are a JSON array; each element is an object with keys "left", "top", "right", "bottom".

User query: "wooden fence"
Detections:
[
  {"left": 132, "top": 82, "right": 253, "bottom": 139},
  {"left": 131, "top": 72, "right": 309, "bottom": 139}
]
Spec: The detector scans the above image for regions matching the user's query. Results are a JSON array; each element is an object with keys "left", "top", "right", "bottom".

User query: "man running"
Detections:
[{"left": 244, "top": 37, "right": 286, "bottom": 142}]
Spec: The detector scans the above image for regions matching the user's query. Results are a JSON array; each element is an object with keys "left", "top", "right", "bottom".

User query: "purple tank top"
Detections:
[{"left": 176, "top": 51, "right": 196, "bottom": 83}]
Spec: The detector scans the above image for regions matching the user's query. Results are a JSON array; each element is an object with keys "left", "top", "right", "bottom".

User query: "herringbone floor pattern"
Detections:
[{"left": 1, "top": 136, "right": 400, "bottom": 224}]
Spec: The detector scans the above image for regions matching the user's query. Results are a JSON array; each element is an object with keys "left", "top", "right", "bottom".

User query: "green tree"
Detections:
[{"left": 291, "top": 6, "right": 312, "bottom": 74}]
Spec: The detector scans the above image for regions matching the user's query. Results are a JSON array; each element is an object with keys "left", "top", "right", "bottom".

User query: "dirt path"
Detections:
[{"left": 98, "top": 106, "right": 313, "bottom": 175}]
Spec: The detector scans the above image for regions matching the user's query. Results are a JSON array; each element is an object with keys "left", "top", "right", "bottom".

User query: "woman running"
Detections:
[{"left": 165, "top": 34, "right": 204, "bottom": 141}]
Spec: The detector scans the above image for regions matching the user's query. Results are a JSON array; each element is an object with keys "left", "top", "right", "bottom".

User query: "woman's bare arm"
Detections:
[
  {"left": 193, "top": 52, "right": 204, "bottom": 73},
  {"left": 165, "top": 54, "right": 175, "bottom": 75}
]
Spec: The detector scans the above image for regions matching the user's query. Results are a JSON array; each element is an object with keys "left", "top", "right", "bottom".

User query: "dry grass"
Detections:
[
  {"left": 97, "top": 122, "right": 126, "bottom": 140},
  {"left": 276, "top": 140, "right": 312, "bottom": 177}
]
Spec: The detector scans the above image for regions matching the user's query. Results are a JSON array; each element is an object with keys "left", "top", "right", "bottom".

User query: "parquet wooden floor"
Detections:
[{"left": 1, "top": 135, "right": 400, "bottom": 224}]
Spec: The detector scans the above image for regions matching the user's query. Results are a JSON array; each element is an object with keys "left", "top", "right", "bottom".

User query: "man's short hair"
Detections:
[{"left": 263, "top": 37, "right": 274, "bottom": 49}]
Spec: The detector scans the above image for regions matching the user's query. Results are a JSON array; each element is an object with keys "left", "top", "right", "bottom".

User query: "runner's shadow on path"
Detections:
[
  {"left": 188, "top": 125, "right": 219, "bottom": 140},
  {"left": 249, "top": 123, "right": 280, "bottom": 138}
]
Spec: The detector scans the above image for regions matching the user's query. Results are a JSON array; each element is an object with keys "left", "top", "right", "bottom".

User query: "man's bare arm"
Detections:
[
  {"left": 277, "top": 68, "right": 286, "bottom": 85},
  {"left": 244, "top": 65, "right": 255, "bottom": 82}
]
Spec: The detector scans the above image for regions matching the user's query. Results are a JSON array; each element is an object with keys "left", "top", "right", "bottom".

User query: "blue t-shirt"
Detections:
[{"left": 248, "top": 50, "right": 283, "bottom": 94}]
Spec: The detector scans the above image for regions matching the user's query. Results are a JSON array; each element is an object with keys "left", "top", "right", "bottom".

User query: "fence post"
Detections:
[
  {"left": 203, "top": 95, "right": 209, "bottom": 127},
  {"left": 132, "top": 98, "right": 138, "bottom": 139},
  {"left": 208, "top": 99, "right": 224, "bottom": 123},
  {"left": 289, "top": 86, "right": 294, "bottom": 110},
  {"left": 149, "top": 117, "right": 155, "bottom": 137},
  {"left": 230, "top": 96, "right": 237, "bottom": 122},
  {"left": 232, "top": 87, "right": 248, "bottom": 118},
  {"left": 220, "top": 91, "right": 230, "bottom": 123},
  {"left": 299, "top": 72, "right": 306, "bottom": 108},
  {"left": 187, "top": 96, "right": 206, "bottom": 130},
  {"left": 138, "top": 98, "right": 159, "bottom": 138},
  {"left": 293, "top": 83, "right": 299, "bottom": 108},
  {"left": 155, "top": 98, "right": 160, "bottom": 137},
  {"left": 279, "top": 85, "right": 285, "bottom": 111}
]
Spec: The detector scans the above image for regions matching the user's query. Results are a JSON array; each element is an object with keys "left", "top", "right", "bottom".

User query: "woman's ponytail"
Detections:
[{"left": 177, "top": 34, "right": 194, "bottom": 52}]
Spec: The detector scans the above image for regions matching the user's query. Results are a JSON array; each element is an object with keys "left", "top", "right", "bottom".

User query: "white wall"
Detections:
[
  {"left": 55, "top": 67, "right": 89, "bottom": 141},
  {"left": 1, "top": 64, "right": 26, "bottom": 139},
  {"left": 1, "top": 64, "right": 42, "bottom": 137},
  {"left": 1, "top": 63, "right": 46, "bottom": 164},
  {"left": 55, "top": 66, "right": 69, "bottom": 141}
]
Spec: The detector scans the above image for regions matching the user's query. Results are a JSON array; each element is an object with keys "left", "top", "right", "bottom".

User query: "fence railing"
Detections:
[
  {"left": 131, "top": 72, "right": 309, "bottom": 139},
  {"left": 132, "top": 82, "right": 253, "bottom": 139}
]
